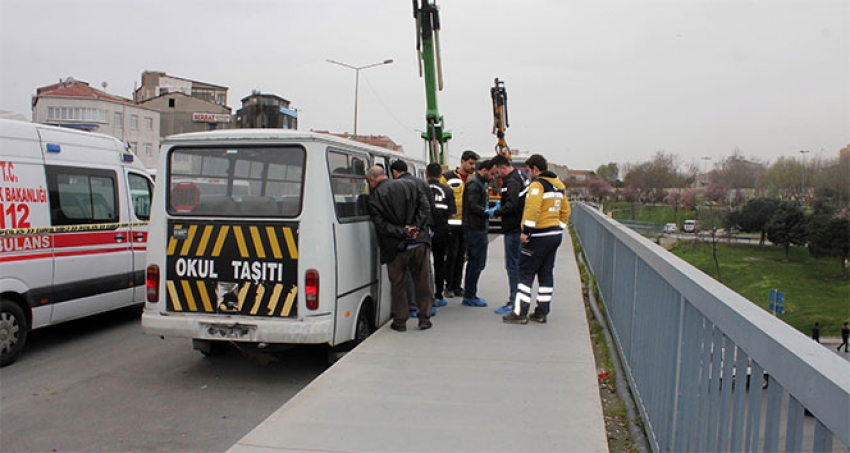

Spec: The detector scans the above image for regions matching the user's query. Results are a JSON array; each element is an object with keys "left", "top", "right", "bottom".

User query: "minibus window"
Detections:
[
  {"left": 328, "top": 150, "right": 369, "bottom": 222},
  {"left": 167, "top": 146, "right": 305, "bottom": 217}
]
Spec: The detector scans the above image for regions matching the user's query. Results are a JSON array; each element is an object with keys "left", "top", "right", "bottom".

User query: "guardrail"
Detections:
[{"left": 572, "top": 203, "right": 849, "bottom": 452}]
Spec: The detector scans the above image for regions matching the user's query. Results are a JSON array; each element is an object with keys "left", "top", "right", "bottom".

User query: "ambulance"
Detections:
[{"left": 0, "top": 119, "right": 154, "bottom": 366}]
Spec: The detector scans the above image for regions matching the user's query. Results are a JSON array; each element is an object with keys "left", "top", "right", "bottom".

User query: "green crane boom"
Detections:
[{"left": 413, "top": 0, "right": 451, "bottom": 164}]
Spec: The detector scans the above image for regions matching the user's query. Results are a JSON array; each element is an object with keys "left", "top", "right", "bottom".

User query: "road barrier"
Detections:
[{"left": 573, "top": 203, "right": 849, "bottom": 452}]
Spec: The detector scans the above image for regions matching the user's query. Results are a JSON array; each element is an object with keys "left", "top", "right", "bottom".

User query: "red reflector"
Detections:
[
  {"left": 146, "top": 265, "right": 160, "bottom": 302},
  {"left": 305, "top": 269, "right": 319, "bottom": 310}
]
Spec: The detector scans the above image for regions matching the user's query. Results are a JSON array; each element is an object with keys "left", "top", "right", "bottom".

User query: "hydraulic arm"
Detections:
[
  {"left": 413, "top": 0, "right": 451, "bottom": 164},
  {"left": 491, "top": 78, "right": 511, "bottom": 159}
]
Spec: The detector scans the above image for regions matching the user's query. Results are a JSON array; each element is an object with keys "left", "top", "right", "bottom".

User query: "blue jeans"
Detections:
[
  {"left": 504, "top": 232, "right": 521, "bottom": 304},
  {"left": 463, "top": 228, "right": 488, "bottom": 299}
]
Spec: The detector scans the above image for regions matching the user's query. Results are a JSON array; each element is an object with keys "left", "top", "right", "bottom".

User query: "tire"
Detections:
[
  {"left": 354, "top": 307, "right": 373, "bottom": 346},
  {"left": 0, "top": 299, "right": 29, "bottom": 367}
]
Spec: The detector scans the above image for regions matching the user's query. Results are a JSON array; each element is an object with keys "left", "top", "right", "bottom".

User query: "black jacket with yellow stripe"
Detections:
[
  {"left": 439, "top": 168, "right": 469, "bottom": 228},
  {"left": 521, "top": 171, "right": 571, "bottom": 237}
]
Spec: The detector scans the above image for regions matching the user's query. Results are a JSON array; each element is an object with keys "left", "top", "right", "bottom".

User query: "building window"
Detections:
[
  {"left": 144, "top": 143, "right": 152, "bottom": 156},
  {"left": 144, "top": 117, "right": 153, "bottom": 131},
  {"left": 168, "top": 98, "right": 175, "bottom": 108},
  {"left": 47, "top": 106, "right": 107, "bottom": 123},
  {"left": 114, "top": 112, "right": 123, "bottom": 127},
  {"left": 130, "top": 115, "right": 139, "bottom": 130}
]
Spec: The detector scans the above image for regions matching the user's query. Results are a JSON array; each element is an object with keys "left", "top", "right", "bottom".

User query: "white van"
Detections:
[
  {"left": 142, "top": 129, "right": 426, "bottom": 357},
  {"left": 0, "top": 119, "right": 154, "bottom": 366}
]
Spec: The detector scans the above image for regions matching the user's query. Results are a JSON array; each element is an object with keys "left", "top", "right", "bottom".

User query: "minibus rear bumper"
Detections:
[{"left": 141, "top": 309, "right": 334, "bottom": 344}]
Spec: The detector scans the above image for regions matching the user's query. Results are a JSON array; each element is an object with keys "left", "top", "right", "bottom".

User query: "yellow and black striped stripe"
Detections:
[{"left": 165, "top": 221, "right": 299, "bottom": 318}]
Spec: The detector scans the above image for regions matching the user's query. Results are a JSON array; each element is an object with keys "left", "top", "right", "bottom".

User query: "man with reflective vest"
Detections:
[
  {"left": 439, "top": 149, "right": 479, "bottom": 298},
  {"left": 503, "top": 154, "right": 571, "bottom": 324},
  {"left": 427, "top": 162, "right": 456, "bottom": 308}
]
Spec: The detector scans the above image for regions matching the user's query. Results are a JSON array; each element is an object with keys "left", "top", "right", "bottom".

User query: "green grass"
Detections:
[
  {"left": 606, "top": 202, "right": 696, "bottom": 225},
  {"left": 670, "top": 241, "right": 850, "bottom": 336}
]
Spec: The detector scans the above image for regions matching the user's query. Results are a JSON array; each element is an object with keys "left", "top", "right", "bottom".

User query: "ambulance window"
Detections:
[
  {"left": 46, "top": 166, "right": 118, "bottom": 227},
  {"left": 328, "top": 149, "right": 369, "bottom": 222},
  {"left": 129, "top": 173, "right": 153, "bottom": 220}
]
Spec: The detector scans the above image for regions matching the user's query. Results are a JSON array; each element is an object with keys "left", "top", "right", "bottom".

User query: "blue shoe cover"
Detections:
[
  {"left": 430, "top": 306, "right": 437, "bottom": 316},
  {"left": 434, "top": 298, "right": 448, "bottom": 308},
  {"left": 410, "top": 310, "right": 418, "bottom": 318},
  {"left": 494, "top": 304, "right": 513, "bottom": 315},
  {"left": 461, "top": 298, "right": 478, "bottom": 307},
  {"left": 473, "top": 297, "right": 489, "bottom": 307}
]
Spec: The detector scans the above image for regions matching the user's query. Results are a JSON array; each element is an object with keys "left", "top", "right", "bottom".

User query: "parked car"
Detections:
[
  {"left": 683, "top": 219, "right": 700, "bottom": 233},
  {"left": 662, "top": 223, "right": 678, "bottom": 233}
]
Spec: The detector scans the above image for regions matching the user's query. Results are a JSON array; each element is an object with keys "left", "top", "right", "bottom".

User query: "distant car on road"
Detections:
[
  {"left": 663, "top": 223, "right": 678, "bottom": 233},
  {"left": 683, "top": 219, "right": 700, "bottom": 233}
]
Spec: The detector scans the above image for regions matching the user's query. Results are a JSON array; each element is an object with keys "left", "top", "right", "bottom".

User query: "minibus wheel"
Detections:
[
  {"left": 0, "top": 299, "right": 28, "bottom": 367},
  {"left": 354, "top": 306, "right": 374, "bottom": 346}
]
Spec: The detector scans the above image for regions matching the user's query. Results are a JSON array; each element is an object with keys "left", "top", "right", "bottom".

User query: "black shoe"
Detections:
[
  {"left": 418, "top": 319, "right": 432, "bottom": 330},
  {"left": 529, "top": 312, "right": 547, "bottom": 323},
  {"left": 390, "top": 323, "right": 407, "bottom": 332},
  {"left": 502, "top": 312, "right": 528, "bottom": 324}
]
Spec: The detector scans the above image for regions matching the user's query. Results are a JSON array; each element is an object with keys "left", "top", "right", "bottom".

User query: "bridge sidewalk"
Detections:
[{"left": 228, "top": 232, "right": 608, "bottom": 453}]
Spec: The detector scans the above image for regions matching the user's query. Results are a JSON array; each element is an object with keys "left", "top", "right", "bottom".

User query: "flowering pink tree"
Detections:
[
  {"left": 587, "top": 179, "right": 614, "bottom": 201},
  {"left": 680, "top": 189, "right": 698, "bottom": 210}
]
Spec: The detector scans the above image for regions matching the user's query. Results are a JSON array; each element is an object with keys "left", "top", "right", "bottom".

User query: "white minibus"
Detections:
[{"left": 142, "top": 129, "right": 427, "bottom": 357}]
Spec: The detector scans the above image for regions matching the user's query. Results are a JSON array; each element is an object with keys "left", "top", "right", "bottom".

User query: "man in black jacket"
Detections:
[
  {"left": 461, "top": 159, "right": 495, "bottom": 307},
  {"left": 488, "top": 154, "right": 526, "bottom": 315},
  {"left": 391, "top": 159, "right": 436, "bottom": 317},
  {"left": 427, "top": 162, "right": 456, "bottom": 308},
  {"left": 366, "top": 165, "right": 434, "bottom": 331}
]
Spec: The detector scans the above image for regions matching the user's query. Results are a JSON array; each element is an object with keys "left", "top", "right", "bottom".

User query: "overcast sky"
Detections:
[{"left": 1, "top": 0, "right": 847, "bottom": 171}]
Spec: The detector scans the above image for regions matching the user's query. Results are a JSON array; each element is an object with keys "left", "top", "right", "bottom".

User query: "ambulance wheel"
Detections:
[{"left": 0, "top": 299, "right": 28, "bottom": 367}]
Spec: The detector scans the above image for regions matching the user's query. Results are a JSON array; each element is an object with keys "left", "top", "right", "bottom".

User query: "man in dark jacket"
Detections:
[
  {"left": 366, "top": 165, "right": 434, "bottom": 331},
  {"left": 488, "top": 154, "right": 527, "bottom": 315},
  {"left": 391, "top": 159, "right": 436, "bottom": 317},
  {"left": 461, "top": 159, "right": 495, "bottom": 307},
  {"left": 440, "top": 150, "right": 479, "bottom": 298},
  {"left": 427, "top": 162, "right": 456, "bottom": 308}
]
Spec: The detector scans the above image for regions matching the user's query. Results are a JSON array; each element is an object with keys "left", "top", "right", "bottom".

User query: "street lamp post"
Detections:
[
  {"left": 326, "top": 58, "right": 394, "bottom": 137},
  {"left": 799, "top": 150, "right": 810, "bottom": 197},
  {"left": 701, "top": 156, "right": 712, "bottom": 184}
]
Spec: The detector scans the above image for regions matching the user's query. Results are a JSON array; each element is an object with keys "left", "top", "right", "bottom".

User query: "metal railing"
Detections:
[{"left": 572, "top": 203, "right": 849, "bottom": 452}]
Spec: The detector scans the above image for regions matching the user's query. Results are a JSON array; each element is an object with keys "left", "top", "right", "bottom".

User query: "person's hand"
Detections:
[{"left": 521, "top": 233, "right": 530, "bottom": 243}]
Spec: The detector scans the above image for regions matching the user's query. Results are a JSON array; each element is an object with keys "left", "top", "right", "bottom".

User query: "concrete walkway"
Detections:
[{"left": 228, "top": 232, "right": 608, "bottom": 453}]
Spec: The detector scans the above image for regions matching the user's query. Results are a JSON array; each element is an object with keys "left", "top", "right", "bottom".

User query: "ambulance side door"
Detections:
[
  {"left": 47, "top": 165, "right": 135, "bottom": 323},
  {"left": 126, "top": 171, "right": 153, "bottom": 303}
]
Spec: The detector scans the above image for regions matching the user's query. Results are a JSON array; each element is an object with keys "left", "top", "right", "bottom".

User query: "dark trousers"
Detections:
[
  {"left": 387, "top": 244, "right": 433, "bottom": 325},
  {"left": 463, "top": 227, "right": 489, "bottom": 299},
  {"left": 514, "top": 234, "right": 562, "bottom": 315},
  {"left": 445, "top": 227, "right": 466, "bottom": 291},
  {"left": 504, "top": 231, "right": 522, "bottom": 304},
  {"left": 431, "top": 232, "right": 449, "bottom": 299}
]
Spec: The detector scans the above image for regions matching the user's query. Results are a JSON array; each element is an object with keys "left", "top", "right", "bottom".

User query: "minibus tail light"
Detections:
[
  {"left": 305, "top": 269, "right": 319, "bottom": 310},
  {"left": 146, "top": 265, "right": 160, "bottom": 302}
]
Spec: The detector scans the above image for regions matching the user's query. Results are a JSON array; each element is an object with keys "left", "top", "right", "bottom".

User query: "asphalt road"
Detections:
[{"left": 0, "top": 306, "right": 329, "bottom": 453}]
